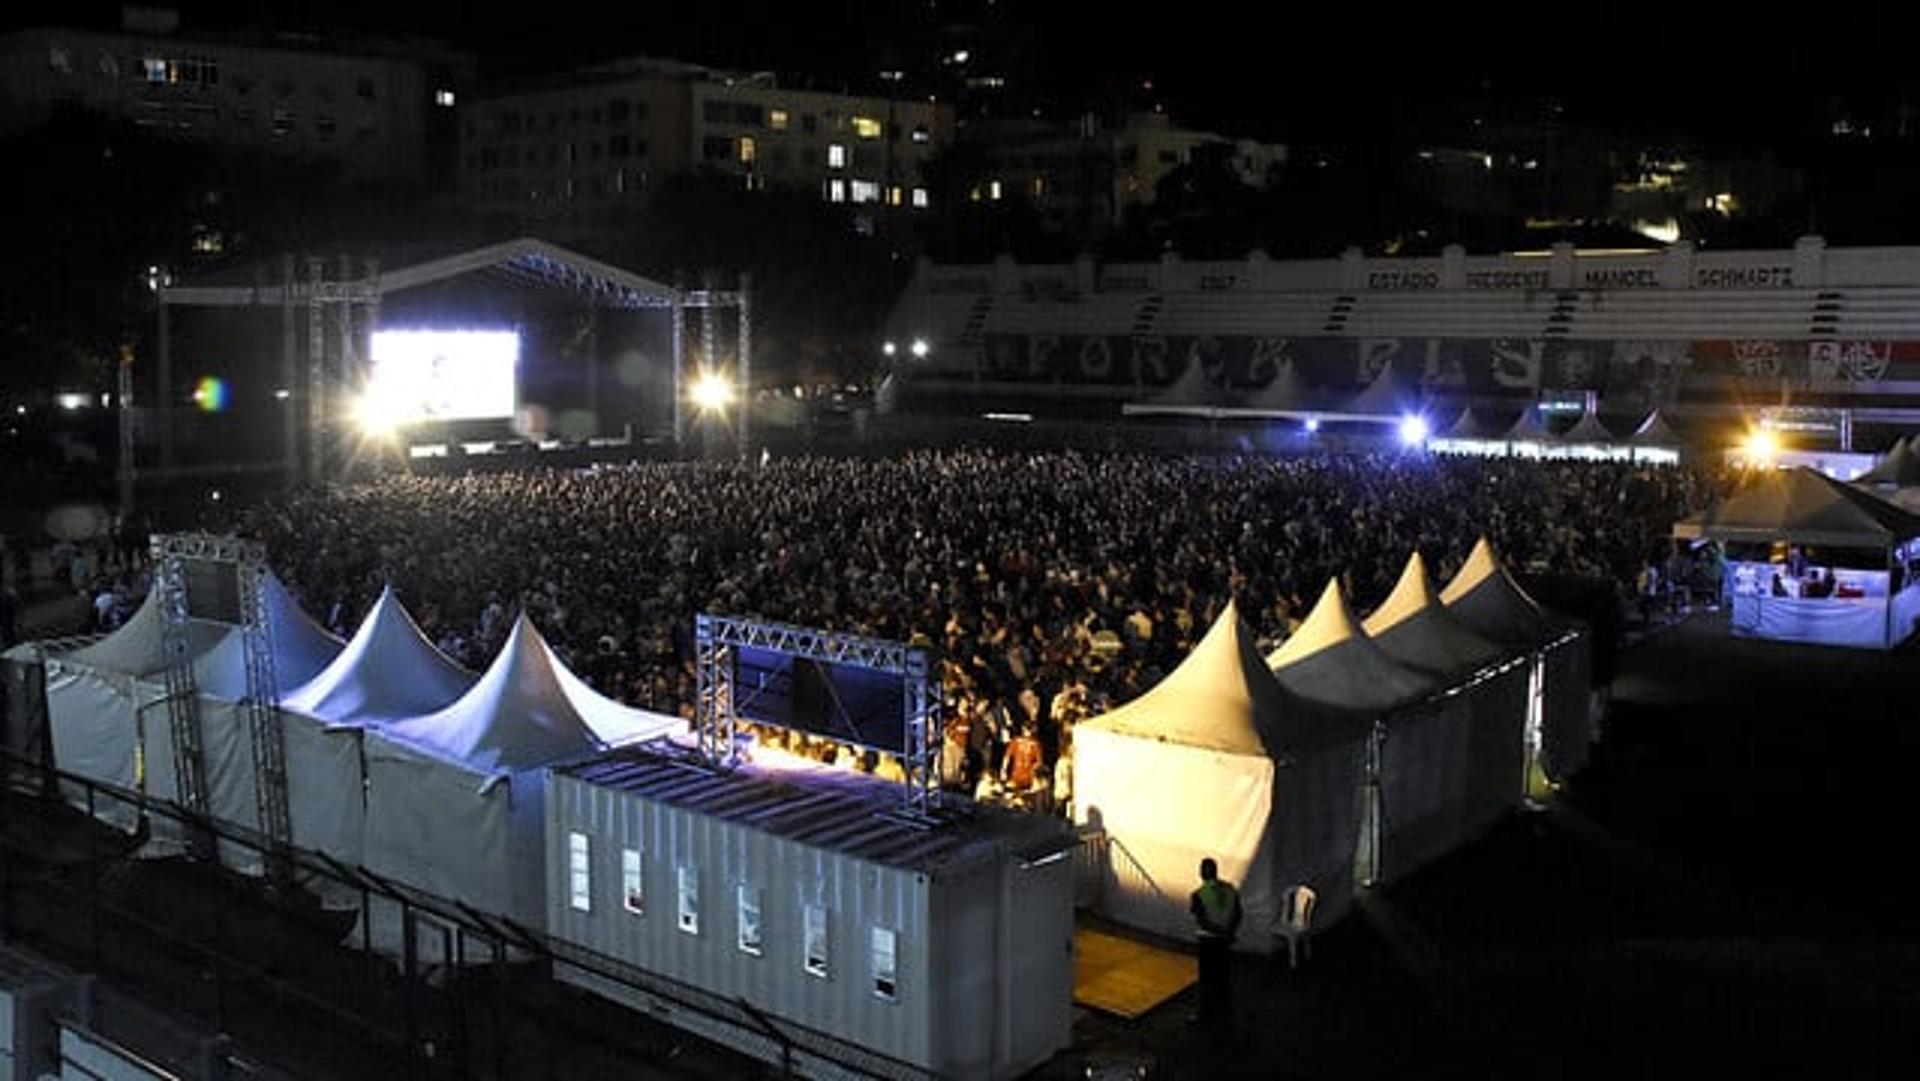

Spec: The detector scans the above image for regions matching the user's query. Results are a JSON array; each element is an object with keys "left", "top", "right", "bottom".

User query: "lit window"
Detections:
[
  {"left": 435, "top": 89, "right": 456, "bottom": 108},
  {"left": 911, "top": 187, "right": 929, "bottom": 209},
  {"left": 828, "top": 143, "right": 847, "bottom": 169},
  {"left": 622, "top": 848, "right": 643, "bottom": 914},
  {"left": 1032, "top": 176, "right": 1045, "bottom": 197},
  {"left": 826, "top": 178, "right": 846, "bottom": 203},
  {"left": 143, "top": 57, "right": 168, "bottom": 84},
  {"left": 850, "top": 179, "right": 880, "bottom": 204},
  {"left": 911, "top": 125, "right": 930, "bottom": 145},
  {"left": 737, "top": 885, "right": 763, "bottom": 955},
  {"left": 770, "top": 108, "right": 789, "bottom": 132},
  {"left": 871, "top": 926, "right": 898, "bottom": 1000},
  {"left": 568, "top": 831, "right": 591, "bottom": 912},
  {"left": 739, "top": 136, "right": 756, "bottom": 164},
  {"left": 677, "top": 865, "right": 699, "bottom": 935},
  {"left": 887, "top": 185, "right": 903, "bottom": 207},
  {"left": 852, "top": 116, "right": 882, "bottom": 140},
  {"left": 803, "top": 905, "right": 830, "bottom": 977},
  {"left": 988, "top": 179, "right": 1003, "bottom": 201}
]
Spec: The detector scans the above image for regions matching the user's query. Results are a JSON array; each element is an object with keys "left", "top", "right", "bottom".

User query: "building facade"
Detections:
[
  {"left": 0, "top": 16, "right": 470, "bottom": 189},
  {"left": 459, "top": 59, "right": 955, "bottom": 238}
]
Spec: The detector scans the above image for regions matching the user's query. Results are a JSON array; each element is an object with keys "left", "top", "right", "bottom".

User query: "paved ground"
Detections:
[{"left": 6, "top": 608, "right": 1916, "bottom": 1078}]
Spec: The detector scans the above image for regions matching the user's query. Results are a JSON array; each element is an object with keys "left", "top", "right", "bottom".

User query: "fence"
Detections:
[{"left": 0, "top": 748, "right": 936, "bottom": 1081}]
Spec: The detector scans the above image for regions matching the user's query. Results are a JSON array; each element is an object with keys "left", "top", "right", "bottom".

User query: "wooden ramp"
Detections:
[{"left": 1073, "top": 927, "right": 1197, "bottom": 1019}]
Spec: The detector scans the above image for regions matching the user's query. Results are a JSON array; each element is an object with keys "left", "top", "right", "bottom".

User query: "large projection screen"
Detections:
[{"left": 367, "top": 329, "right": 519, "bottom": 423}]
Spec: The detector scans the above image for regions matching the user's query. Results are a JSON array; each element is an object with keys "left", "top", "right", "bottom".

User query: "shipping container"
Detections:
[{"left": 546, "top": 743, "right": 1076, "bottom": 1081}]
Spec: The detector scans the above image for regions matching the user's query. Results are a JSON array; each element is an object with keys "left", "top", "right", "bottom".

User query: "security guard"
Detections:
[{"left": 1190, "top": 857, "right": 1242, "bottom": 1026}]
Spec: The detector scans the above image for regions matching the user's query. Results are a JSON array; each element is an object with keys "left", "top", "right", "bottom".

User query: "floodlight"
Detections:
[
  {"left": 882, "top": 341, "right": 898, "bottom": 357},
  {"left": 351, "top": 390, "right": 408, "bottom": 436},
  {"left": 910, "top": 338, "right": 930, "bottom": 358},
  {"left": 1304, "top": 416, "right": 1321, "bottom": 433},
  {"left": 691, "top": 372, "right": 736, "bottom": 412},
  {"left": 1398, "top": 414, "right": 1430, "bottom": 446},
  {"left": 1741, "top": 428, "right": 1778, "bottom": 464}
]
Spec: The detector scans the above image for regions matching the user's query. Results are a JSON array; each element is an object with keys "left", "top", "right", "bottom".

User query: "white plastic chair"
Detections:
[{"left": 1278, "top": 884, "right": 1318, "bottom": 970}]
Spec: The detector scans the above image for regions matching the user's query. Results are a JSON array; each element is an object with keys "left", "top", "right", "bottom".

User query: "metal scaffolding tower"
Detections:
[
  {"left": 694, "top": 614, "right": 943, "bottom": 815},
  {"left": 153, "top": 534, "right": 290, "bottom": 873},
  {"left": 152, "top": 537, "right": 211, "bottom": 856}
]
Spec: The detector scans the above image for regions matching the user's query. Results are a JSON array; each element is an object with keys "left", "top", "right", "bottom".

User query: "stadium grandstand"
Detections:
[{"left": 881, "top": 238, "right": 1920, "bottom": 446}]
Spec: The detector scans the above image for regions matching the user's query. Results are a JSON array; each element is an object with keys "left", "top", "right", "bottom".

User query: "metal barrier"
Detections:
[{"left": 0, "top": 748, "right": 937, "bottom": 1081}]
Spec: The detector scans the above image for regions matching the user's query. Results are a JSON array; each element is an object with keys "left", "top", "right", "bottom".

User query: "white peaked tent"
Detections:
[
  {"left": 1502, "top": 406, "right": 1560, "bottom": 457},
  {"left": 1627, "top": 410, "right": 1684, "bottom": 463},
  {"left": 1559, "top": 410, "right": 1621, "bottom": 459},
  {"left": 1072, "top": 602, "right": 1370, "bottom": 949},
  {"left": 1343, "top": 359, "right": 1415, "bottom": 419},
  {"left": 1269, "top": 579, "right": 1481, "bottom": 883},
  {"left": 362, "top": 613, "right": 683, "bottom": 934},
  {"left": 1232, "top": 360, "right": 1316, "bottom": 414},
  {"left": 1364, "top": 554, "right": 1531, "bottom": 852},
  {"left": 277, "top": 586, "right": 478, "bottom": 862},
  {"left": 1441, "top": 538, "right": 1594, "bottom": 783},
  {"left": 1267, "top": 579, "right": 1433, "bottom": 711}
]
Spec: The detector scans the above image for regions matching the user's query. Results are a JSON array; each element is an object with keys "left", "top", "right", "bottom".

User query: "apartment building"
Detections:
[
  {"left": 0, "top": 12, "right": 471, "bottom": 188},
  {"left": 459, "top": 58, "right": 955, "bottom": 237}
]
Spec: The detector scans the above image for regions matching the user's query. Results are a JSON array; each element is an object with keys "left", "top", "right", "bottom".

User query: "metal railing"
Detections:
[{"left": 0, "top": 747, "right": 938, "bottom": 1081}]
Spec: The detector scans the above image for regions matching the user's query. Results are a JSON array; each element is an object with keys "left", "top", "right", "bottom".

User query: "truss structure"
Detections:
[
  {"left": 152, "top": 533, "right": 291, "bottom": 875},
  {"left": 694, "top": 614, "right": 943, "bottom": 814}
]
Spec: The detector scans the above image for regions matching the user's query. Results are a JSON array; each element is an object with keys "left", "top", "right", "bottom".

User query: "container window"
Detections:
[
  {"left": 677, "top": 865, "right": 700, "bottom": 935},
  {"left": 803, "top": 904, "right": 829, "bottom": 977},
  {"left": 871, "top": 926, "right": 898, "bottom": 1000},
  {"left": 737, "top": 885, "right": 763, "bottom": 955},
  {"left": 622, "top": 848, "right": 644, "bottom": 915},
  {"left": 567, "top": 832, "right": 591, "bottom": 912}
]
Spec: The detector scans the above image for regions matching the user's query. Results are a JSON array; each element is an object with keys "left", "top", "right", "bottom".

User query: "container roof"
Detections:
[{"left": 559, "top": 742, "right": 1075, "bottom": 875}]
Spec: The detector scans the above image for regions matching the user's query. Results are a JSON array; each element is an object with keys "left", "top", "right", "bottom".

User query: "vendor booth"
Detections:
[
  {"left": 1363, "top": 554, "right": 1530, "bottom": 840},
  {"left": 277, "top": 586, "right": 477, "bottom": 863},
  {"left": 1674, "top": 467, "right": 1920, "bottom": 650},
  {"left": 362, "top": 613, "right": 683, "bottom": 945},
  {"left": 1440, "top": 538, "right": 1594, "bottom": 784},
  {"left": 1072, "top": 602, "right": 1370, "bottom": 949},
  {"left": 1269, "top": 580, "right": 1472, "bottom": 887}
]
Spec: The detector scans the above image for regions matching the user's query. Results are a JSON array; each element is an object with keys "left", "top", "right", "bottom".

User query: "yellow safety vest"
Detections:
[{"left": 1194, "top": 879, "right": 1239, "bottom": 938}]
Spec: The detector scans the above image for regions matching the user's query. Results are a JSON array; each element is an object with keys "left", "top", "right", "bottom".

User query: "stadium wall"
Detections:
[{"left": 884, "top": 239, "right": 1920, "bottom": 424}]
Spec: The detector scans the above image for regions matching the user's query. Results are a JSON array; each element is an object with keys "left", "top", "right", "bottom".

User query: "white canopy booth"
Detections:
[
  {"left": 1071, "top": 602, "right": 1370, "bottom": 949},
  {"left": 1441, "top": 538, "right": 1594, "bottom": 785},
  {"left": 1269, "top": 580, "right": 1470, "bottom": 886},
  {"left": 1674, "top": 467, "right": 1920, "bottom": 650},
  {"left": 1365, "top": 553, "right": 1532, "bottom": 835},
  {"left": 277, "top": 586, "right": 478, "bottom": 864},
  {"left": 361, "top": 613, "right": 683, "bottom": 945},
  {"left": 36, "top": 574, "right": 341, "bottom": 843}
]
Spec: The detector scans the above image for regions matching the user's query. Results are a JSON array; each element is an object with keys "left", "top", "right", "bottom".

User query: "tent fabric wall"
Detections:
[
  {"left": 1073, "top": 724, "right": 1277, "bottom": 946},
  {"left": 281, "top": 719, "right": 365, "bottom": 863},
  {"left": 1540, "top": 635, "right": 1593, "bottom": 779},
  {"left": 1374, "top": 698, "right": 1474, "bottom": 881},
  {"left": 1269, "top": 735, "right": 1368, "bottom": 926},
  {"left": 44, "top": 666, "right": 145, "bottom": 830}
]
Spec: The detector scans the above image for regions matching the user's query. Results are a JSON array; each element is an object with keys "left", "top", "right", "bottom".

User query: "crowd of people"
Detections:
[{"left": 234, "top": 450, "right": 1713, "bottom": 813}]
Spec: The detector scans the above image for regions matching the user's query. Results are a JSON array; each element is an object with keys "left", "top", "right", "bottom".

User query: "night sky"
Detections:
[{"left": 13, "top": 3, "right": 1920, "bottom": 150}]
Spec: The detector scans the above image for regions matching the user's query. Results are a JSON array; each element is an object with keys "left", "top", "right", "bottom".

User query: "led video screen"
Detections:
[
  {"left": 367, "top": 329, "right": 519, "bottom": 422},
  {"left": 181, "top": 559, "right": 243, "bottom": 624},
  {"left": 732, "top": 646, "right": 908, "bottom": 755}
]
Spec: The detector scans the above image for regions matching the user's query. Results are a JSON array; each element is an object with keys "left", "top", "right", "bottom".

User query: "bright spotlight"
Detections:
[
  {"left": 882, "top": 341, "right": 898, "bottom": 357},
  {"left": 690, "top": 372, "right": 735, "bottom": 412},
  {"left": 1398, "top": 414, "right": 1430, "bottom": 446},
  {"left": 910, "top": 338, "right": 930, "bottom": 358},
  {"left": 1741, "top": 428, "right": 1778, "bottom": 465},
  {"left": 1304, "top": 416, "right": 1321, "bottom": 433},
  {"left": 351, "top": 391, "right": 408, "bottom": 436}
]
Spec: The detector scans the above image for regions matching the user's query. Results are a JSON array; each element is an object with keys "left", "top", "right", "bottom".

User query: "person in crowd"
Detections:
[
  {"left": 1002, "top": 725, "right": 1044, "bottom": 798},
  {"left": 188, "top": 449, "right": 1718, "bottom": 813}
]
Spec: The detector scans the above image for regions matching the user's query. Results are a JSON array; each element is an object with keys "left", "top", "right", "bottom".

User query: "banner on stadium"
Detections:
[{"left": 971, "top": 334, "right": 1920, "bottom": 398}]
